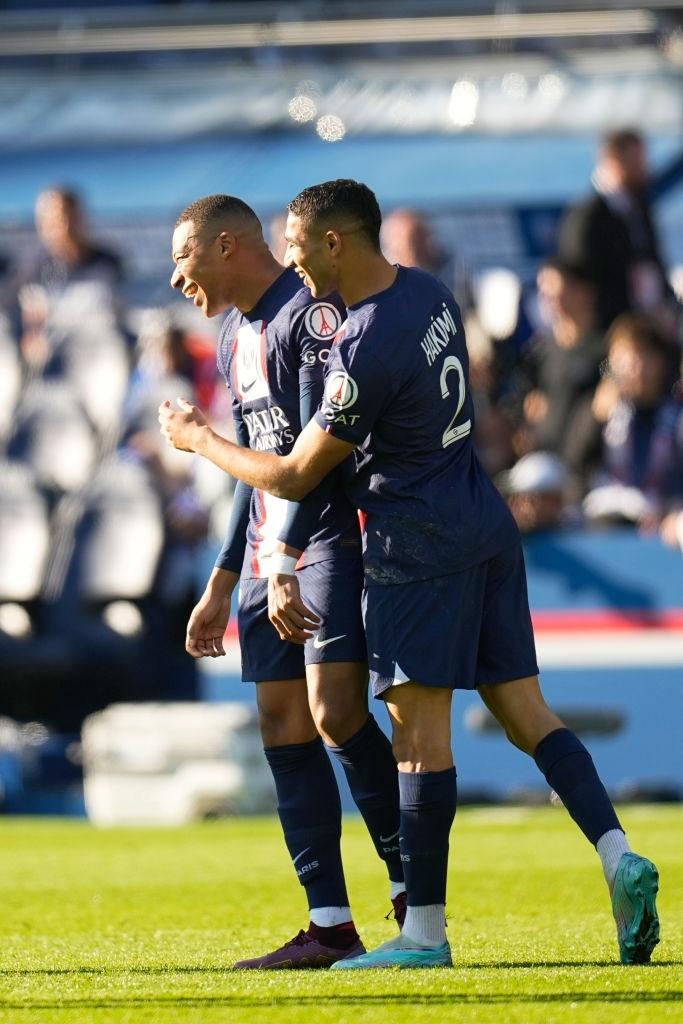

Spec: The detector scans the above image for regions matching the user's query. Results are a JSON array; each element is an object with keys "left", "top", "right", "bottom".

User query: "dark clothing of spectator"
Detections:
[
  {"left": 574, "top": 396, "right": 683, "bottom": 520},
  {"left": 11, "top": 244, "right": 122, "bottom": 295},
  {"left": 515, "top": 327, "right": 606, "bottom": 456},
  {"left": 557, "top": 189, "right": 671, "bottom": 330},
  {"left": 602, "top": 398, "right": 683, "bottom": 508},
  {"left": 2, "top": 244, "right": 125, "bottom": 340}
]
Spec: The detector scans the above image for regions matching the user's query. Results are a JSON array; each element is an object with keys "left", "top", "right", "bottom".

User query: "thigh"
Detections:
[
  {"left": 475, "top": 543, "right": 540, "bottom": 688},
  {"left": 478, "top": 675, "right": 563, "bottom": 753},
  {"left": 238, "top": 577, "right": 306, "bottom": 683},
  {"left": 383, "top": 683, "right": 453, "bottom": 772},
  {"left": 298, "top": 558, "right": 367, "bottom": 667}
]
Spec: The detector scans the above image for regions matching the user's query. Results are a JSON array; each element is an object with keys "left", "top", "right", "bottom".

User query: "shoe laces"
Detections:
[
  {"left": 285, "top": 929, "right": 314, "bottom": 948},
  {"left": 386, "top": 891, "right": 407, "bottom": 922}
]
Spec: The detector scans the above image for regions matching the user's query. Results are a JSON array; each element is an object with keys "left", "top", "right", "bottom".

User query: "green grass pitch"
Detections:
[{"left": 0, "top": 806, "right": 680, "bottom": 1024}]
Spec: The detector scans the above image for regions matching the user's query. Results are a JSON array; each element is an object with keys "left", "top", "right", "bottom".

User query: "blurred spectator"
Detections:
[
  {"left": 2, "top": 187, "right": 126, "bottom": 366},
  {"left": 382, "top": 207, "right": 474, "bottom": 314},
  {"left": 581, "top": 315, "right": 682, "bottom": 529},
  {"left": 125, "top": 309, "right": 218, "bottom": 421},
  {"left": 659, "top": 510, "right": 683, "bottom": 552},
  {"left": 466, "top": 268, "right": 537, "bottom": 475},
  {"left": 119, "top": 412, "right": 210, "bottom": 677},
  {"left": 382, "top": 208, "right": 446, "bottom": 276},
  {"left": 268, "top": 212, "right": 288, "bottom": 265},
  {"left": 465, "top": 310, "right": 517, "bottom": 477},
  {"left": 500, "top": 451, "right": 572, "bottom": 534},
  {"left": 556, "top": 130, "right": 677, "bottom": 334},
  {"left": 121, "top": 310, "right": 213, "bottom": 622},
  {"left": 512, "top": 258, "right": 605, "bottom": 485}
]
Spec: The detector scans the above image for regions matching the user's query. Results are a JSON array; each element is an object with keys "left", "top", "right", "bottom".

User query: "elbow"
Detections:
[
  {"left": 276, "top": 479, "right": 309, "bottom": 502},
  {"left": 270, "top": 457, "right": 316, "bottom": 501}
]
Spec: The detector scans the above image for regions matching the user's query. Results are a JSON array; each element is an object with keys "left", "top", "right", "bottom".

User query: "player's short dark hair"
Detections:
[
  {"left": 601, "top": 129, "right": 643, "bottom": 157},
  {"left": 288, "top": 179, "right": 382, "bottom": 250},
  {"left": 175, "top": 194, "right": 261, "bottom": 233}
]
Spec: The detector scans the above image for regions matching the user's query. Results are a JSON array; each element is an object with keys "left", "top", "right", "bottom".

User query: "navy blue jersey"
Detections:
[
  {"left": 314, "top": 266, "right": 519, "bottom": 585},
  {"left": 218, "top": 267, "right": 359, "bottom": 578}
]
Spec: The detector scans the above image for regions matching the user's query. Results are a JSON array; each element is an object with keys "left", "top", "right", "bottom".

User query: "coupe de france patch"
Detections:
[
  {"left": 304, "top": 302, "right": 343, "bottom": 341},
  {"left": 324, "top": 371, "right": 358, "bottom": 410}
]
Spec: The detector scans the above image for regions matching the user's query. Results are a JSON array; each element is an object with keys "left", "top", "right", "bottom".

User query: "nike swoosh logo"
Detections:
[
  {"left": 242, "top": 379, "right": 257, "bottom": 392},
  {"left": 292, "top": 850, "right": 309, "bottom": 864},
  {"left": 312, "top": 634, "right": 346, "bottom": 649},
  {"left": 379, "top": 830, "right": 400, "bottom": 843}
]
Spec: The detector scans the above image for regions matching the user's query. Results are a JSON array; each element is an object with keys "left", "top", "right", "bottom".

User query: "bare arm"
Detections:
[{"left": 159, "top": 398, "right": 354, "bottom": 501}]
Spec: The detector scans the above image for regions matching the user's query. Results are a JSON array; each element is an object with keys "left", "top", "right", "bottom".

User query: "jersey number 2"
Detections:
[{"left": 439, "top": 355, "right": 472, "bottom": 448}]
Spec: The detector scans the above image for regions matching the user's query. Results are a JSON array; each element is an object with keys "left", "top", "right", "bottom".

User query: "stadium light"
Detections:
[
  {"left": 315, "top": 115, "right": 346, "bottom": 142},
  {"left": 288, "top": 95, "right": 318, "bottom": 123},
  {"left": 448, "top": 80, "right": 479, "bottom": 129}
]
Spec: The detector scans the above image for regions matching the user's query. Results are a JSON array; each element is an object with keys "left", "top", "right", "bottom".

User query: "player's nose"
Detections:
[{"left": 170, "top": 267, "right": 185, "bottom": 290}]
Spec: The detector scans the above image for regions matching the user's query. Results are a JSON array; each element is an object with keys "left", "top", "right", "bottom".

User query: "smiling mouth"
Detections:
[{"left": 182, "top": 288, "right": 203, "bottom": 307}]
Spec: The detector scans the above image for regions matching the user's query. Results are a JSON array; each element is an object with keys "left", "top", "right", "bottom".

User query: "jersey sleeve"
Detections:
[
  {"left": 290, "top": 296, "right": 345, "bottom": 384},
  {"left": 313, "top": 328, "right": 393, "bottom": 445},
  {"left": 214, "top": 396, "right": 252, "bottom": 574}
]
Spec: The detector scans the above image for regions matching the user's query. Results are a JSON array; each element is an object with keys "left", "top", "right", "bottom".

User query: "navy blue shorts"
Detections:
[
  {"left": 237, "top": 557, "right": 367, "bottom": 683},
  {"left": 364, "top": 542, "right": 539, "bottom": 699}
]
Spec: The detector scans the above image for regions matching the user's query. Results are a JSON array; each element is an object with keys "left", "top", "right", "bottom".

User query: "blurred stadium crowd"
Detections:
[
  {"left": 0, "top": 187, "right": 229, "bottom": 737},
  {"left": 0, "top": 126, "right": 681, "bottom": 751}
]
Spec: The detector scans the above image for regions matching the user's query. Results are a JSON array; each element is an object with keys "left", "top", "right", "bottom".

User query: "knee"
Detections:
[
  {"left": 391, "top": 733, "right": 413, "bottom": 767},
  {"left": 391, "top": 730, "right": 451, "bottom": 773},
  {"left": 258, "top": 700, "right": 316, "bottom": 749},
  {"left": 502, "top": 723, "right": 532, "bottom": 755},
  {"left": 312, "top": 699, "right": 366, "bottom": 747}
]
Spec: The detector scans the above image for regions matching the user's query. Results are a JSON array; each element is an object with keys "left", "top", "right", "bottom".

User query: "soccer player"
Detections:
[
  {"left": 169, "top": 194, "right": 405, "bottom": 968},
  {"left": 161, "top": 181, "right": 660, "bottom": 970}
]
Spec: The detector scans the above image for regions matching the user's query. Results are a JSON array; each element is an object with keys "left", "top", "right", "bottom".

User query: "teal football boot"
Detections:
[
  {"left": 611, "top": 853, "right": 660, "bottom": 965},
  {"left": 330, "top": 932, "right": 452, "bottom": 970}
]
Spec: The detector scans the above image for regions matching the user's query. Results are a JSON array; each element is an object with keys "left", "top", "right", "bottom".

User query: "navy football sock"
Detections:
[
  {"left": 533, "top": 728, "right": 622, "bottom": 845},
  {"left": 327, "top": 715, "right": 403, "bottom": 884},
  {"left": 264, "top": 738, "right": 349, "bottom": 910},
  {"left": 399, "top": 767, "right": 457, "bottom": 906},
  {"left": 307, "top": 921, "right": 359, "bottom": 950}
]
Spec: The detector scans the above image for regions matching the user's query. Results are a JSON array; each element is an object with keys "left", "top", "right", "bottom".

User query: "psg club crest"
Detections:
[
  {"left": 324, "top": 370, "right": 358, "bottom": 410},
  {"left": 304, "top": 303, "right": 343, "bottom": 341}
]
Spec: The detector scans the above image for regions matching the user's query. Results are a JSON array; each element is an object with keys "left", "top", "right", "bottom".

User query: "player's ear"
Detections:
[
  {"left": 217, "top": 231, "right": 235, "bottom": 259},
  {"left": 325, "top": 230, "right": 342, "bottom": 256}
]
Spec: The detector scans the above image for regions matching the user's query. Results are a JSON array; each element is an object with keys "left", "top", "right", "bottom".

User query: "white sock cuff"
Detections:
[
  {"left": 596, "top": 828, "right": 630, "bottom": 888},
  {"left": 309, "top": 906, "right": 353, "bottom": 927},
  {"left": 402, "top": 904, "right": 446, "bottom": 947},
  {"left": 390, "top": 881, "right": 406, "bottom": 900}
]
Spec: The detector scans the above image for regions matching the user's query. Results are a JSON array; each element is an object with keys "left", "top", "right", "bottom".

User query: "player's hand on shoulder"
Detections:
[
  {"left": 268, "top": 573, "right": 320, "bottom": 645},
  {"left": 185, "top": 588, "right": 233, "bottom": 659}
]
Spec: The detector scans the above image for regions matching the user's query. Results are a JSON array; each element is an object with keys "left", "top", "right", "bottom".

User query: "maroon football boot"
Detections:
[{"left": 233, "top": 922, "right": 365, "bottom": 970}]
